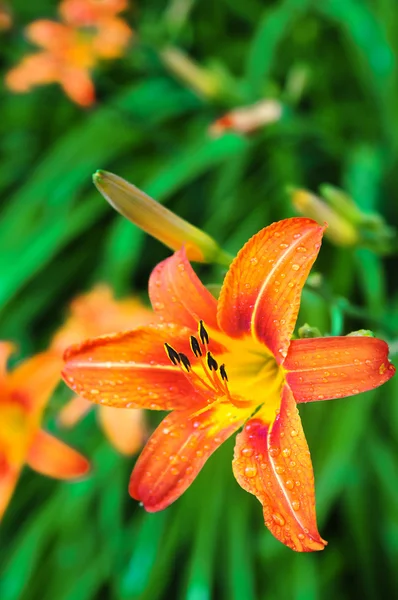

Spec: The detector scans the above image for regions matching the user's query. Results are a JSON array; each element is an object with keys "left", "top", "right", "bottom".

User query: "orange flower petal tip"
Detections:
[
  {"left": 27, "top": 430, "right": 90, "bottom": 479},
  {"left": 93, "top": 170, "right": 232, "bottom": 265}
]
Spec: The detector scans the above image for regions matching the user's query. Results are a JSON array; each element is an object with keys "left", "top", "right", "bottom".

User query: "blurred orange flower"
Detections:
[
  {"left": 6, "top": 0, "right": 132, "bottom": 106},
  {"left": 0, "top": 2, "right": 12, "bottom": 31},
  {"left": 53, "top": 285, "right": 152, "bottom": 454},
  {"left": 0, "top": 343, "right": 89, "bottom": 520}
]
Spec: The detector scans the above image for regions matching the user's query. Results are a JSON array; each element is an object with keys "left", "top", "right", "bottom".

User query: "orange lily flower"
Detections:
[
  {"left": 62, "top": 218, "right": 395, "bottom": 551},
  {"left": 53, "top": 286, "right": 152, "bottom": 454},
  {"left": 0, "top": 343, "right": 89, "bottom": 520},
  {"left": 6, "top": 0, "right": 132, "bottom": 106}
]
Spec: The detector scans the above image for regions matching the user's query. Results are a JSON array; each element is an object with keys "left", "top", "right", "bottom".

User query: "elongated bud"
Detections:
[
  {"left": 161, "top": 47, "right": 221, "bottom": 99},
  {"left": 93, "top": 170, "right": 232, "bottom": 266},
  {"left": 290, "top": 188, "right": 359, "bottom": 247}
]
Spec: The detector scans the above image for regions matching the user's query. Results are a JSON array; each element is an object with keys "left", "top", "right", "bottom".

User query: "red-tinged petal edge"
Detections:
[
  {"left": 26, "top": 429, "right": 89, "bottom": 479},
  {"left": 232, "top": 385, "right": 326, "bottom": 552},
  {"left": 62, "top": 324, "right": 227, "bottom": 411},
  {"left": 218, "top": 218, "right": 324, "bottom": 363},
  {"left": 149, "top": 248, "right": 219, "bottom": 331},
  {"left": 285, "top": 337, "right": 395, "bottom": 403},
  {"left": 130, "top": 401, "right": 252, "bottom": 512}
]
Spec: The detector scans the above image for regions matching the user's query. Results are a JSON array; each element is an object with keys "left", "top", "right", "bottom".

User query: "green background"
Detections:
[{"left": 1, "top": 0, "right": 398, "bottom": 598}]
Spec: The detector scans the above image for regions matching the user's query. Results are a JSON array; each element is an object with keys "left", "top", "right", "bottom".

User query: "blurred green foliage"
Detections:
[{"left": 1, "top": 0, "right": 398, "bottom": 599}]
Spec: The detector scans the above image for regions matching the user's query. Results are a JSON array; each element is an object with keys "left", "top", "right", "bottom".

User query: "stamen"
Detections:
[
  {"left": 179, "top": 353, "right": 191, "bottom": 372},
  {"left": 199, "top": 320, "right": 209, "bottom": 345},
  {"left": 207, "top": 351, "right": 218, "bottom": 371},
  {"left": 164, "top": 343, "right": 181, "bottom": 365},
  {"left": 220, "top": 364, "right": 228, "bottom": 381},
  {"left": 190, "top": 336, "right": 202, "bottom": 357}
]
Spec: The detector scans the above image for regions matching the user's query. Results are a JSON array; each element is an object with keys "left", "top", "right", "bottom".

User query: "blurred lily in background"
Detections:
[
  {"left": 0, "top": 2, "right": 11, "bottom": 31},
  {"left": 6, "top": 0, "right": 132, "bottom": 106},
  {"left": 62, "top": 217, "right": 395, "bottom": 552},
  {"left": 52, "top": 285, "right": 151, "bottom": 454},
  {"left": 0, "top": 343, "right": 89, "bottom": 520}
]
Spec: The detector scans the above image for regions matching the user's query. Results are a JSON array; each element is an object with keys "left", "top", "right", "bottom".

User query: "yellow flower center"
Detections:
[{"left": 164, "top": 321, "right": 284, "bottom": 419}]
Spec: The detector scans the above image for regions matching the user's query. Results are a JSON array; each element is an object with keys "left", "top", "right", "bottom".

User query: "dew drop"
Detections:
[
  {"left": 269, "top": 447, "right": 280, "bottom": 457},
  {"left": 279, "top": 243, "right": 288, "bottom": 249},
  {"left": 154, "top": 302, "right": 165, "bottom": 310},
  {"left": 290, "top": 429, "right": 298, "bottom": 437},
  {"left": 297, "top": 246, "right": 307, "bottom": 253},
  {"left": 285, "top": 479, "right": 294, "bottom": 490},
  {"left": 275, "top": 466, "right": 285, "bottom": 474},
  {"left": 272, "top": 513, "right": 285, "bottom": 526},
  {"left": 178, "top": 263, "right": 185, "bottom": 272},
  {"left": 298, "top": 533, "right": 305, "bottom": 540},
  {"left": 292, "top": 500, "right": 300, "bottom": 511},
  {"left": 282, "top": 447, "right": 291, "bottom": 458},
  {"left": 292, "top": 264, "right": 300, "bottom": 271},
  {"left": 170, "top": 467, "right": 179, "bottom": 476},
  {"left": 244, "top": 465, "right": 257, "bottom": 478},
  {"left": 250, "top": 257, "right": 258, "bottom": 266}
]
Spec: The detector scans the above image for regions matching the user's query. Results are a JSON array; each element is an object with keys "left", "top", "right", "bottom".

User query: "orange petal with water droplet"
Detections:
[
  {"left": 130, "top": 401, "right": 251, "bottom": 511},
  {"left": 149, "top": 248, "right": 219, "bottom": 330},
  {"left": 232, "top": 385, "right": 326, "bottom": 552},
  {"left": 58, "top": 395, "right": 93, "bottom": 427},
  {"left": 26, "top": 429, "right": 89, "bottom": 479},
  {"left": 285, "top": 337, "right": 395, "bottom": 402},
  {"left": 218, "top": 218, "right": 324, "bottom": 363},
  {"left": 62, "top": 324, "right": 226, "bottom": 410},
  {"left": 98, "top": 406, "right": 147, "bottom": 455}
]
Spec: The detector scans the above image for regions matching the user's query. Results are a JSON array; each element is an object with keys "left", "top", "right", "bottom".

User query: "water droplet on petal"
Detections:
[
  {"left": 272, "top": 513, "right": 285, "bottom": 526},
  {"left": 292, "top": 500, "right": 300, "bottom": 511},
  {"left": 244, "top": 465, "right": 257, "bottom": 478},
  {"left": 292, "top": 264, "right": 300, "bottom": 271},
  {"left": 291, "top": 429, "right": 298, "bottom": 437},
  {"left": 282, "top": 448, "right": 291, "bottom": 458},
  {"left": 285, "top": 479, "right": 294, "bottom": 490},
  {"left": 250, "top": 257, "right": 258, "bottom": 265},
  {"left": 241, "top": 447, "right": 254, "bottom": 457}
]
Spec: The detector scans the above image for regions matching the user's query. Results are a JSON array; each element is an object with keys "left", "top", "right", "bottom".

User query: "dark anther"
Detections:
[
  {"left": 179, "top": 353, "right": 191, "bottom": 372},
  {"left": 190, "top": 336, "right": 202, "bottom": 357},
  {"left": 220, "top": 364, "right": 228, "bottom": 381},
  {"left": 165, "top": 343, "right": 181, "bottom": 365},
  {"left": 199, "top": 320, "right": 209, "bottom": 345},
  {"left": 207, "top": 351, "right": 218, "bottom": 371}
]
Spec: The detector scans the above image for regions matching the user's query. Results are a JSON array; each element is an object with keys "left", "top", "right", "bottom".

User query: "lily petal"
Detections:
[
  {"left": 98, "top": 406, "right": 147, "bottom": 455},
  {"left": 8, "top": 352, "right": 62, "bottom": 415},
  {"left": 61, "top": 68, "right": 96, "bottom": 107},
  {"left": 0, "top": 342, "right": 15, "bottom": 377},
  {"left": 218, "top": 218, "right": 324, "bottom": 362},
  {"left": 62, "top": 324, "right": 226, "bottom": 410},
  {"left": 130, "top": 401, "right": 251, "bottom": 511},
  {"left": 58, "top": 395, "right": 93, "bottom": 427},
  {"left": 149, "top": 248, "right": 219, "bottom": 330},
  {"left": 232, "top": 385, "right": 326, "bottom": 552},
  {"left": 0, "top": 464, "right": 20, "bottom": 521},
  {"left": 285, "top": 337, "right": 395, "bottom": 402},
  {"left": 26, "top": 429, "right": 89, "bottom": 479}
]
